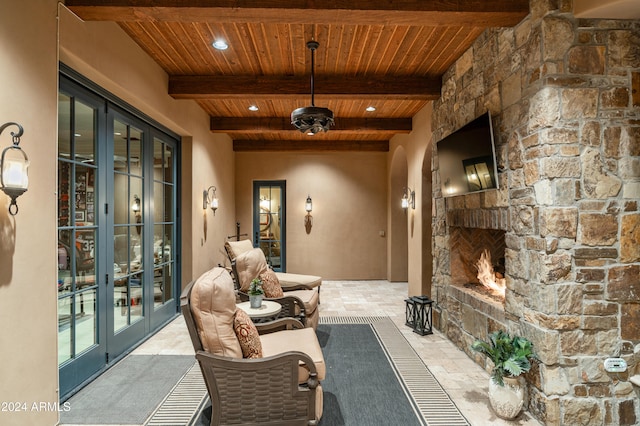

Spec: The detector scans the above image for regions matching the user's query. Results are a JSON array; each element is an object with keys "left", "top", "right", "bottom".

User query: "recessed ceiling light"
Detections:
[
  {"left": 248, "top": 105, "right": 259, "bottom": 111},
  {"left": 366, "top": 106, "right": 376, "bottom": 112},
  {"left": 212, "top": 40, "right": 228, "bottom": 50}
]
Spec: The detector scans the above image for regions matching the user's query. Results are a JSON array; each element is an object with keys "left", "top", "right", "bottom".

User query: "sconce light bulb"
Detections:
[
  {"left": 305, "top": 195, "right": 312, "bottom": 213},
  {"left": 401, "top": 187, "right": 415, "bottom": 210},
  {"left": 131, "top": 195, "right": 141, "bottom": 212},
  {"left": 2, "top": 158, "right": 29, "bottom": 188}
]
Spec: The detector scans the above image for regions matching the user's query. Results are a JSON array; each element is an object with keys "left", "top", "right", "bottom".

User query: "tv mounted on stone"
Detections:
[{"left": 436, "top": 112, "right": 499, "bottom": 197}]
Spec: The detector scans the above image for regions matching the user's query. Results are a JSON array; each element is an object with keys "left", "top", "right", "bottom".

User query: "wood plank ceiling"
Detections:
[{"left": 65, "top": 1, "right": 530, "bottom": 151}]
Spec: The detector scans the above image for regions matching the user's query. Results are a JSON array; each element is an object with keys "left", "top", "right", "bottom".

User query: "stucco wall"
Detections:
[
  {"left": 234, "top": 151, "right": 387, "bottom": 279},
  {"left": 390, "top": 104, "right": 434, "bottom": 296},
  {"left": 0, "top": 1, "right": 59, "bottom": 425}
]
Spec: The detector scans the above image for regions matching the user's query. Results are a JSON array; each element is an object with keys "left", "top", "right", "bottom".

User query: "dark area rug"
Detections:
[
  {"left": 317, "top": 322, "right": 426, "bottom": 426},
  {"left": 72, "top": 318, "right": 465, "bottom": 426},
  {"left": 60, "top": 354, "right": 195, "bottom": 425}
]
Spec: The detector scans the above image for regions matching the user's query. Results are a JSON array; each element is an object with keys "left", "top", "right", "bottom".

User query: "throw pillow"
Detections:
[
  {"left": 234, "top": 248, "right": 270, "bottom": 292},
  {"left": 260, "top": 269, "right": 284, "bottom": 298},
  {"left": 225, "top": 239, "right": 254, "bottom": 259},
  {"left": 233, "top": 308, "right": 263, "bottom": 359}
]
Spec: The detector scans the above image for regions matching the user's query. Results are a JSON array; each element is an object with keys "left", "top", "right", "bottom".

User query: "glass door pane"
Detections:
[
  {"left": 113, "top": 120, "right": 145, "bottom": 332},
  {"left": 254, "top": 181, "right": 286, "bottom": 271},
  {"left": 149, "top": 135, "right": 177, "bottom": 329},
  {"left": 57, "top": 86, "right": 105, "bottom": 397}
]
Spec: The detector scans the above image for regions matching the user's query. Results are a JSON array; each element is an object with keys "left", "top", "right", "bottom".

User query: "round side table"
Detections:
[{"left": 236, "top": 300, "right": 282, "bottom": 320}]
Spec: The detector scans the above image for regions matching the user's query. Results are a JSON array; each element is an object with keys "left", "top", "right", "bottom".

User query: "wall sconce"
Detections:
[
  {"left": 304, "top": 195, "right": 313, "bottom": 234},
  {"left": 131, "top": 194, "right": 141, "bottom": 213},
  {"left": 203, "top": 185, "right": 219, "bottom": 215},
  {"left": 305, "top": 195, "right": 313, "bottom": 213},
  {"left": 132, "top": 194, "right": 142, "bottom": 235},
  {"left": 0, "top": 122, "right": 28, "bottom": 216},
  {"left": 401, "top": 187, "right": 415, "bottom": 210}
]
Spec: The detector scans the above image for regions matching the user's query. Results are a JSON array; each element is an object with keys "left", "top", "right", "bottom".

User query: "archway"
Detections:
[{"left": 388, "top": 146, "right": 408, "bottom": 282}]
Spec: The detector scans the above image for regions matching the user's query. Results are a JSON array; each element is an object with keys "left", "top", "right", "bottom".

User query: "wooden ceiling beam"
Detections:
[
  {"left": 233, "top": 139, "right": 389, "bottom": 152},
  {"left": 65, "top": 0, "right": 529, "bottom": 27},
  {"left": 211, "top": 117, "right": 412, "bottom": 133},
  {"left": 170, "top": 75, "right": 440, "bottom": 100}
]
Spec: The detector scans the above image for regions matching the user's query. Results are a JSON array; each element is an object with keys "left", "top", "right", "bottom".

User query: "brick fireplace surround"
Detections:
[{"left": 430, "top": 1, "right": 640, "bottom": 424}]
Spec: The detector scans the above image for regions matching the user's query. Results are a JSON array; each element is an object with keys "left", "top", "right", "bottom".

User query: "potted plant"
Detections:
[
  {"left": 248, "top": 278, "right": 264, "bottom": 308},
  {"left": 471, "top": 330, "right": 537, "bottom": 419}
]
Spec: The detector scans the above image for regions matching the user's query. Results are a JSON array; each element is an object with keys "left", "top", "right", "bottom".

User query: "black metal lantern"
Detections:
[
  {"left": 404, "top": 297, "right": 416, "bottom": 328},
  {"left": 411, "top": 295, "right": 433, "bottom": 336}
]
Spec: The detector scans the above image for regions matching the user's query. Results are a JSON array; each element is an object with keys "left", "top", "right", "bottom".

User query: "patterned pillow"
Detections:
[
  {"left": 233, "top": 308, "right": 263, "bottom": 359},
  {"left": 260, "top": 269, "right": 284, "bottom": 298}
]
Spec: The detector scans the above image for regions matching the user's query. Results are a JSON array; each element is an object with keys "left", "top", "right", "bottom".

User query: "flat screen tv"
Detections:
[{"left": 436, "top": 112, "right": 499, "bottom": 197}]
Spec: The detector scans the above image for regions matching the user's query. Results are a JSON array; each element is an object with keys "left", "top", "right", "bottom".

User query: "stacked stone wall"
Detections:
[{"left": 431, "top": 1, "right": 640, "bottom": 424}]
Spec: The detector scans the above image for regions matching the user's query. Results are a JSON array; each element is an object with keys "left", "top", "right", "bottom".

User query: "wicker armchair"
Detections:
[
  {"left": 224, "top": 240, "right": 322, "bottom": 293},
  {"left": 230, "top": 247, "right": 320, "bottom": 330},
  {"left": 181, "top": 267, "right": 324, "bottom": 426}
]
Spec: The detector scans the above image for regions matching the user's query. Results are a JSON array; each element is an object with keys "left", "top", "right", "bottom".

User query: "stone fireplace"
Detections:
[{"left": 430, "top": 1, "right": 640, "bottom": 425}]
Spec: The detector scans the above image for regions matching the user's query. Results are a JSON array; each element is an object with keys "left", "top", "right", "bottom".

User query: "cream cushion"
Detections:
[
  {"left": 260, "top": 327, "right": 326, "bottom": 382},
  {"left": 189, "top": 267, "right": 242, "bottom": 358},
  {"left": 287, "top": 289, "right": 319, "bottom": 314},
  {"left": 286, "top": 289, "right": 320, "bottom": 330},
  {"left": 225, "top": 239, "right": 254, "bottom": 259},
  {"left": 234, "top": 248, "right": 270, "bottom": 292},
  {"left": 276, "top": 272, "right": 322, "bottom": 290}
]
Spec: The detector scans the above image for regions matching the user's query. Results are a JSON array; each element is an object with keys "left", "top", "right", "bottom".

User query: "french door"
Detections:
[
  {"left": 253, "top": 181, "right": 286, "bottom": 271},
  {"left": 57, "top": 72, "right": 179, "bottom": 399}
]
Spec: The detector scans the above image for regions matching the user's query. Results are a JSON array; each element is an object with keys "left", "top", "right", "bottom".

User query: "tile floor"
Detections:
[{"left": 132, "top": 280, "right": 542, "bottom": 426}]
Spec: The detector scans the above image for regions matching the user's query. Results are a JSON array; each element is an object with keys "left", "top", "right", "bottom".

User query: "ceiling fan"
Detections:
[{"left": 291, "top": 40, "right": 335, "bottom": 135}]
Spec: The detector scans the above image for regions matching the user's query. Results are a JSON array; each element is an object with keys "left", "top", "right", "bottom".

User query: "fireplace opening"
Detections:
[
  {"left": 450, "top": 227, "right": 506, "bottom": 304},
  {"left": 474, "top": 249, "right": 505, "bottom": 298}
]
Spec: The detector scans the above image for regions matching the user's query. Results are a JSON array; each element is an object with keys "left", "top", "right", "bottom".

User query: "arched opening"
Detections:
[{"left": 388, "top": 147, "right": 408, "bottom": 282}]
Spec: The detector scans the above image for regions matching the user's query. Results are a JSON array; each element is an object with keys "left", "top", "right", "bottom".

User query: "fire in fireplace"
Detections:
[{"left": 475, "top": 249, "right": 505, "bottom": 298}]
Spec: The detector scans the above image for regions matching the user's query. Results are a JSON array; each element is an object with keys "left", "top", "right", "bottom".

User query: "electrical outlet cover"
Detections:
[{"left": 604, "top": 358, "right": 627, "bottom": 373}]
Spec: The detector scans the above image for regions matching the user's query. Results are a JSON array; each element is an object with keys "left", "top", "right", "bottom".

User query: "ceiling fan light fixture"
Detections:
[
  {"left": 291, "top": 40, "right": 334, "bottom": 134},
  {"left": 292, "top": 106, "right": 334, "bottom": 136}
]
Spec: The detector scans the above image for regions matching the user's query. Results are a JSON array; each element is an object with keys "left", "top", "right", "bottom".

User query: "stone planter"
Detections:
[
  {"left": 488, "top": 376, "right": 525, "bottom": 420},
  {"left": 249, "top": 294, "right": 263, "bottom": 309}
]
